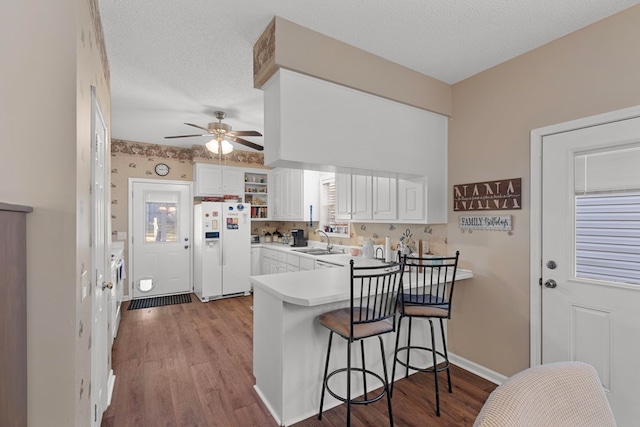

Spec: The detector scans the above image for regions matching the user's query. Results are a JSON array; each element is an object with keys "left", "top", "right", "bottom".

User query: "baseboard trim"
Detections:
[{"left": 450, "top": 352, "right": 507, "bottom": 386}]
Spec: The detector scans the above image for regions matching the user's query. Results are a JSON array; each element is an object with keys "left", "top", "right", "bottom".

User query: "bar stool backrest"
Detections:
[
  {"left": 400, "top": 251, "right": 460, "bottom": 319},
  {"left": 349, "top": 260, "right": 405, "bottom": 338}
]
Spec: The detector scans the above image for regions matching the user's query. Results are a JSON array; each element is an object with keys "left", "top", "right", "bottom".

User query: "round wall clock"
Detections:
[{"left": 154, "top": 163, "right": 170, "bottom": 176}]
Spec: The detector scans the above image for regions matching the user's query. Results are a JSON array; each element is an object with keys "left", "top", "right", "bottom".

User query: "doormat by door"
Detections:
[{"left": 128, "top": 293, "right": 192, "bottom": 310}]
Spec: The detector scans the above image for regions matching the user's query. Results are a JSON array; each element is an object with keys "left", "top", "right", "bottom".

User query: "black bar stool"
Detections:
[
  {"left": 391, "top": 251, "right": 460, "bottom": 416},
  {"left": 318, "top": 259, "right": 405, "bottom": 426}
]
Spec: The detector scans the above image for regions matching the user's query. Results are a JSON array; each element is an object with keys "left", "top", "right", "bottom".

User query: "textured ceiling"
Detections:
[{"left": 98, "top": 0, "right": 639, "bottom": 150}]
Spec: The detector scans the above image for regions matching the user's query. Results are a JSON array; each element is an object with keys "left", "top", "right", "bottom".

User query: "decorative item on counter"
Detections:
[
  {"left": 362, "top": 240, "right": 374, "bottom": 259},
  {"left": 349, "top": 246, "right": 361, "bottom": 257},
  {"left": 384, "top": 237, "right": 392, "bottom": 262},
  {"left": 273, "top": 229, "right": 282, "bottom": 243},
  {"left": 399, "top": 228, "right": 417, "bottom": 254},
  {"left": 263, "top": 230, "right": 272, "bottom": 243}
]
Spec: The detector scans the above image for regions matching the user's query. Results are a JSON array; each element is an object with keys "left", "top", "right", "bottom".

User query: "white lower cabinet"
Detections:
[
  {"left": 259, "top": 248, "right": 320, "bottom": 276},
  {"left": 286, "top": 254, "right": 300, "bottom": 272},
  {"left": 251, "top": 247, "right": 262, "bottom": 276}
]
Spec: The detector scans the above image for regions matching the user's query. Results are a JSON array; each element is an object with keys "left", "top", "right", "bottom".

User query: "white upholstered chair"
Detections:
[{"left": 474, "top": 361, "right": 616, "bottom": 427}]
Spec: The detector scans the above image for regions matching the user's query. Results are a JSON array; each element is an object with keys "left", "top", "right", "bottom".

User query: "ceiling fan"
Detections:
[{"left": 165, "top": 111, "right": 263, "bottom": 153}]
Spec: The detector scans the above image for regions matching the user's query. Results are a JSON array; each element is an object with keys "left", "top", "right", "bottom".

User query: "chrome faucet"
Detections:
[{"left": 315, "top": 229, "right": 333, "bottom": 252}]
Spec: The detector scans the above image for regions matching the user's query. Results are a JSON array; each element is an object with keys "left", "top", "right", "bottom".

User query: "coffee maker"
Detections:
[{"left": 290, "top": 229, "right": 307, "bottom": 247}]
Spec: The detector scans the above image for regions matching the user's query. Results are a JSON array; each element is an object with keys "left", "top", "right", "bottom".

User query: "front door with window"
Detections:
[
  {"left": 131, "top": 180, "right": 192, "bottom": 299},
  {"left": 541, "top": 116, "right": 640, "bottom": 424}
]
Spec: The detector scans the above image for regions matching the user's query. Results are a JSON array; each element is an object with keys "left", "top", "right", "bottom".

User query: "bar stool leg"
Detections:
[
  {"left": 406, "top": 317, "right": 413, "bottom": 378},
  {"left": 390, "top": 315, "right": 404, "bottom": 398},
  {"left": 439, "top": 318, "right": 452, "bottom": 393},
  {"left": 347, "top": 339, "right": 352, "bottom": 426},
  {"left": 429, "top": 319, "right": 441, "bottom": 416},
  {"left": 361, "top": 340, "right": 368, "bottom": 402},
  {"left": 318, "top": 331, "right": 334, "bottom": 420},
  {"left": 378, "top": 336, "right": 394, "bottom": 427}
]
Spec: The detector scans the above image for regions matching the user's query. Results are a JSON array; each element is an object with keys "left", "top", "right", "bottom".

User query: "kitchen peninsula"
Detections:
[{"left": 250, "top": 253, "right": 473, "bottom": 426}]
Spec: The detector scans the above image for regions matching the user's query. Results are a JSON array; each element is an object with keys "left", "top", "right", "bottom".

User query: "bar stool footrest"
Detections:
[
  {"left": 394, "top": 345, "right": 450, "bottom": 374},
  {"left": 325, "top": 367, "right": 388, "bottom": 405}
]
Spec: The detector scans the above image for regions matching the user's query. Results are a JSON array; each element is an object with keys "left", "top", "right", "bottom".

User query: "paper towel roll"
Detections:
[{"left": 384, "top": 237, "right": 391, "bottom": 262}]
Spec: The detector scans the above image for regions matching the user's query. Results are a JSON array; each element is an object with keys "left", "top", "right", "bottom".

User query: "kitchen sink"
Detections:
[{"left": 292, "top": 248, "right": 343, "bottom": 256}]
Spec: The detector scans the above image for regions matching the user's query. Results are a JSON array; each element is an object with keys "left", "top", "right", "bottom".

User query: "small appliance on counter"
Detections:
[
  {"left": 290, "top": 229, "right": 307, "bottom": 247},
  {"left": 251, "top": 234, "right": 260, "bottom": 244}
]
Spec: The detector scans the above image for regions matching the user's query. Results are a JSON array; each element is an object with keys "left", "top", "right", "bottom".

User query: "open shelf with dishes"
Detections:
[{"left": 245, "top": 171, "right": 269, "bottom": 219}]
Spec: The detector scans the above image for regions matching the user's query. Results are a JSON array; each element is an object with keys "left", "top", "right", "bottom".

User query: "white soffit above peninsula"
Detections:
[{"left": 98, "top": 0, "right": 640, "bottom": 148}]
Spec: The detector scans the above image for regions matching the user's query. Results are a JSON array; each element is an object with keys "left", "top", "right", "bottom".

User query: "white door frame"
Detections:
[
  {"left": 529, "top": 104, "right": 640, "bottom": 366},
  {"left": 127, "top": 178, "right": 193, "bottom": 298}
]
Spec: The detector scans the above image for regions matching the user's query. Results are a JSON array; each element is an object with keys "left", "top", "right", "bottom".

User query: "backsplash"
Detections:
[{"left": 251, "top": 221, "right": 447, "bottom": 255}]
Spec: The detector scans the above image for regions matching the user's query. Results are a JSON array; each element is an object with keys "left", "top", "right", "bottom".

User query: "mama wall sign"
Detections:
[{"left": 453, "top": 178, "right": 521, "bottom": 211}]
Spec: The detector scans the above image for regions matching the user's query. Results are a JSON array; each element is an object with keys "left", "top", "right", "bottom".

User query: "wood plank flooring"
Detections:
[{"left": 102, "top": 295, "right": 496, "bottom": 427}]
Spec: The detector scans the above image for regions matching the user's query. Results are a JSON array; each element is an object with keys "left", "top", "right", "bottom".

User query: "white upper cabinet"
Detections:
[
  {"left": 194, "top": 163, "right": 252, "bottom": 198},
  {"left": 351, "top": 175, "right": 372, "bottom": 220},
  {"left": 398, "top": 177, "right": 426, "bottom": 221},
  {"left": 222, "top": 168, "right": 244, "bottom": 196},
  {"left": 271, "top": 168, "right": 319, "bottom": 221},
  {"left": 372, "top": 175, "right": 397, "bottom": 220},
  {"left": 194, "top": 163, "right": 224, "bottom": 196},
  {"left": 335, "top": 173, "right": 352, "bottom": 220},
  {"left": 336, "top": 174, "right": 373, "bottom": 220}
]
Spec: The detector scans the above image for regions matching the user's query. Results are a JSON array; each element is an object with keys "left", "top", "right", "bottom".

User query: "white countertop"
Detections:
[{"left": 250, "top": 264, "right": 473, "bottom": 307}]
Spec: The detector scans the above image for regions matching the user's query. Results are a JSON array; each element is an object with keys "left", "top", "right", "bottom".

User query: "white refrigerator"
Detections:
[{"left": 193, "top": 202, "right": 251, "bottom": 301}]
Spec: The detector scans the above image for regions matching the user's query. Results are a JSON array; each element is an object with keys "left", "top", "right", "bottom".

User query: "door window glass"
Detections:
[
  {"left": 145, "top": 202, "right": 178, "bottom": 242},
  {"left": 574, "top": 146, "right": 640, "bottom": 285}
]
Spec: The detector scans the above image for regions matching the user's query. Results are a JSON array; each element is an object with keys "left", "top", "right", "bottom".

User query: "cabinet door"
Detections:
[
  {"left": 271, "top": 171, "right": 282, "bottom": 219},
  {"left": 251, "top": 248, "right": 261, "bottom": 276},
  {"left": 351, "top": 175, "right": 372, "bottom": 220},
  {"left": 398, "top": 178, "right": 425, "bottom": 221},
  {"left": 223, "top": 168, "right": 244, "bottom": 196},
  {"left": 195, "top": 164, "right": 223, "bottom": 196},
  {"left": 373, "top": 175, "right": 397, "bottom": 220},
  {"left": 335, "top": 173, "right": 352, "bottom": 220},
  {"left": 289, "top": 169, "right": 303, "bottom": 220}
]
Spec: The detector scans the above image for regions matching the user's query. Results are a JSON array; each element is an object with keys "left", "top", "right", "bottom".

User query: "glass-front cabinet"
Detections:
[{"left": 245, "top": 171, "right": 269, "bottom": 219}]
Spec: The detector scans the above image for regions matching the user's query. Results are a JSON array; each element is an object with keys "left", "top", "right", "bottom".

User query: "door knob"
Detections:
[
  {"left": 184, "top": 245, "right": 189, "bottom": 249},
  {"left": 544, "top": 279, "right": 557, "bottom": 288},
  {"left": 102, "top": 282, "right": 113, "bottom": 290}
]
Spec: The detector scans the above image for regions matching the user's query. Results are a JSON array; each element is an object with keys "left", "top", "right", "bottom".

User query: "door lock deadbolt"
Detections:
[{"left": 546, "top": 260, "right": 557, "bottom": 269}]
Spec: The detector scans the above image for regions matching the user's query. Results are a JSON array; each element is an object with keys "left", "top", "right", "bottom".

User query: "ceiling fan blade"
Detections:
[
  {"left": 233, "top": 137, "right": 264, "bottom": 151},
  {"left": 164, "top": 134, "right": 207, "bottom": 139},
  {"left": 184, "top": 122, "right": 211, "bottom": 132},
  {"left": 233, "top": 130, "right": 263, "bottom": 137}
]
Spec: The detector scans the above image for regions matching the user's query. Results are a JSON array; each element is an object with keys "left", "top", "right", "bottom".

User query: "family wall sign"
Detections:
[{"left": 453, "top": 178, "right": 522, "bottom": 211}]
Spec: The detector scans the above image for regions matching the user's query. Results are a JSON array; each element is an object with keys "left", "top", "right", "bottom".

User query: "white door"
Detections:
[
  {"left": 90, "top": 88, "right": 109, "bottom": 427},
  {"left": 541, "top": 116, "right": 640, "bottom": 425},
  {"left": 131, "top": 180, "right": 192, "bottom": 298}
]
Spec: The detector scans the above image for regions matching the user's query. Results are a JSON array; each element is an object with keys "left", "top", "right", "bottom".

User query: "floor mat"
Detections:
[{"left": 127, "top": 293, "right": 192, "bottom": 310}]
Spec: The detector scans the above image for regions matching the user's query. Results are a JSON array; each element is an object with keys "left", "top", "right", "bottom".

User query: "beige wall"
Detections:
[
  {"left": 0, "top": 0, "right": 110, "bottom": 425},
  {"left": 448, "top": 5, "right": 640, "bottom": 376}
]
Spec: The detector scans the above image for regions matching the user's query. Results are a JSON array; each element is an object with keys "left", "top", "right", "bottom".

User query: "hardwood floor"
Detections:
[{"left": 102, "top": 295, "right": 496, "bottom": 427}]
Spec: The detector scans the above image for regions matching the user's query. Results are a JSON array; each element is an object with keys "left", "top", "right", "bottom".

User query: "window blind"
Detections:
[
  {"left": 575, "top": 146, "right": 640, "bottom": 194},
  {"left": 575, "top": 193, "right": 640, "bottom": 285}
]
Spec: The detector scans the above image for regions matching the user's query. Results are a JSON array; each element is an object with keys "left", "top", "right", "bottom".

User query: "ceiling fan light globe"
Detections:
[
  {"left": 205, "top": 139, "right": 219, "bottom": 153},
  {"left": 221, "top": 139, "right": 234, "bottom": 154}
]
